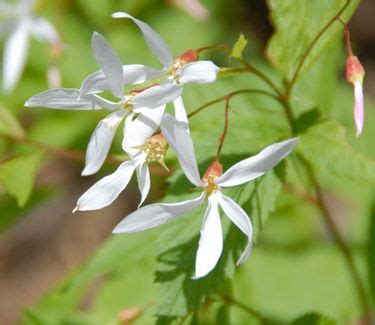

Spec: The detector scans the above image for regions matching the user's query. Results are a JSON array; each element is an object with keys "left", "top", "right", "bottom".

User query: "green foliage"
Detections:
[
  {"left": 231, "top": 33, "right": 248, "bottom": 59},
  {"left": 0, "top": 105, "right": 25, "bottom": 137},
  {"left": 267, "top": 0, "right": 359, "bottom": 82},
  {"left": 292, "top": 313, "right": 336, "bottom": 325},
  {"left": 368, "top": 198, "right": 375, "bottom": 302},
  {"left": 298, "top": 119, "right": 375, "bottom": 184},
  {"left": 0, "top": 152, "right": 43, "bottom": 206}
]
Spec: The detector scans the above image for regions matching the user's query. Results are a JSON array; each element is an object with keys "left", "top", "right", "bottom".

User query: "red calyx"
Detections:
[
  {"left": 178, "top": 49, "right": 199, "bottom": 63},
  {"left": 346, "top": 55, "right": 365, "bottom": 85},
  {"left": 202, "top": 161, "right": 223, "bottom": 182}
]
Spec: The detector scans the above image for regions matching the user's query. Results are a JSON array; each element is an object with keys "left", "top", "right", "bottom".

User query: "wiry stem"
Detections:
[
  {"left": 215, "top": 96, "right": 230, "bottom": 162},
  {"left": 285, "top": 0, "right": 352, "bottom": 98}
]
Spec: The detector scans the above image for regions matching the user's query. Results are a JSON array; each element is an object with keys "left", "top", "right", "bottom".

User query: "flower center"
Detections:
[
  {"left": 145, "top": 134, "right": 168, "bottom": 164},
  {"left": 202, "top": 161, "right": 223, "bottom": 196}
]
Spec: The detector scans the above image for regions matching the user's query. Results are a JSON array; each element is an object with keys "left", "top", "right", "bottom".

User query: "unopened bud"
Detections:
[
  {"left": 118, "top": 307, "right": 142, "bottom": 324},
  {"left": 178, "top": 49, "right": 199, "bottom": 64},
  {"left": 346, "top": 55, "right": 365, "bottom": 85}
]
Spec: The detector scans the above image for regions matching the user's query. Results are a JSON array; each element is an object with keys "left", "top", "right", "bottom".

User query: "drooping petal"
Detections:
[
  {"left": 216, "top": 138, "right": 298, "bottom": 187},
  {"left": 133, "top": 83, "right": 183, "bottom": 109},
  {"left": 112, "top": 12, "right": 173, "bottom": 68},
  {"left": 178, "top": 61, "right": 219, "bottom": 84},
  {"left": 3, "top": 19, "right": 30, "bottom": 92},
  {"left": 29, "top": 17, "right": 59, "bottom": 43},
  {"left": 80, "top": 64, "right": 162, "bottom": 97},
  {"left": 82, "top": 110, "right": 127, "bottom": 176},
  {"left": 136, "top": 163, "right": 150, "bottom": 207},
  {"left": 194, "top": 193, "right": 223, "bottom": 279},
  {"left": 217, "top": 192, "right": 253, "bottom": 265},
  {"left": 161, "top": 113, "right": 204, "bottom": 187},
  {"left": 113, "top": 192, "right": 205, "bottom": 233},
  {"left": 91, "top": 32, "right": 124, "bottom": 98},
  {"left": 173, "top": 96, "right": 189, "bottom": 132},
  {"left": 123, "top": 106, "right": 165, "bottom": 156},
  {"left": 25, "top": 88, "right": 113, "bottom": 110},
  {"left": 74, "top": 160, "right": 136, "bottom": 212},
  {"left": 354, "top": 81, "right": 364, "bottom": 137}
]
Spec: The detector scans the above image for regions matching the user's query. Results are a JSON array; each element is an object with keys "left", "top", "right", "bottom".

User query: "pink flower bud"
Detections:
[
  {"left": 178, "top": 49, "right": 199, "bottom": 64},
  {"left": 346, "top": 56, "right": 365, "bottom": 137}
]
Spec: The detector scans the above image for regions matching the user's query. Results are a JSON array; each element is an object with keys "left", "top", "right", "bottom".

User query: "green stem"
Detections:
[
  {"left": 187, "top": 89, "right": 282, "bottom": 118},
  {"left": 285, "top": 0, "right": 352, "bottom": 98}
]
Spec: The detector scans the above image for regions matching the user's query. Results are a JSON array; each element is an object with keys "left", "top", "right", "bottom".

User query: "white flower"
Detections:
[
  {"left": 25, "top": 32, "right": 183, "bottom": 176},
  {"left": 0, "top": 0, "right": 60, "bottom": 92},
  {"left": 80, "top": 12, "right": 220, "bottom": 126},
  {"left": 73, "top": 105, "right": 167, "bottom": 212},
  {"left": 113, "top": 114, "right": 298, "bottom": 279}
]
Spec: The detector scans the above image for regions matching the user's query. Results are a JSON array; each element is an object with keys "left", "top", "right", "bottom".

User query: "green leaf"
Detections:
[
  {"left": 0, "top": 152, "right": 43, "bottom": 206},
  {"left": 266, "top": 0, "right": 359, "bottom": 81},
  {"left": 0, "top": 105, "right": 25, "bottom": 137},
  {"left": 292, "top": 312, "right": 337, "bottom": 325},
  {"left": 299, "top": 119, "right": 375, "bottom": 183},
  {"left": 231, "top": 33, "right": 248, "bottom": 59},
  {"left": 368, "top": 198, "right": 375, "bottom": 301}
]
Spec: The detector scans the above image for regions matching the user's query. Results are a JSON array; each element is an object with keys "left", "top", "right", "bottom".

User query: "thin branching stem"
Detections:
[
  {"left": 215, "top": 96, "right": 230, "bottom": 162},
  {"left": 285, "top": 0, "right": 352, "bottom": 98}
]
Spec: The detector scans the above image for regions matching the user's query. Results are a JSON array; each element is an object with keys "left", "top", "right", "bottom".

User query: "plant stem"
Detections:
[
  {"left": 187, "top": 89, "right": 281, "bottom": 118},
  {"left": 303, "top": 159, "right": 372, "bottom": 324},
  {"left": 285, "top": 0, "right": 352, "bottom": 98},
  {"left": 215, "top": 294, "right": 265, "bottom": 323},
  {"left": 215, "top": 96, "right": 230, "bottom": 162}
]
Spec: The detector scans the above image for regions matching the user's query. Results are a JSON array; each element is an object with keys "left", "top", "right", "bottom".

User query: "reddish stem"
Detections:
[{"left": 215, "top": 96, "right": 230, "bottom": 162}]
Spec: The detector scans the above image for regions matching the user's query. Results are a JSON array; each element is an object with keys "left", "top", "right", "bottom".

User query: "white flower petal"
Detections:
[
  {"left": 173, "top": 96, "right": 189, "bottom": 132},
  {"left": 24, "top": 88, "right": 110, "bottom": 110},
  {"left": 82, "top": 110, "right": 127, "bottom": 176},
  {"left": 80, "top": 64, "right": 162, "bottom": 97},
  {"left": 91, "top": 32, "right": 124, "bottom": 98},
  {"left": 216, "top": 138, "right": 299, "bottom": 187},
  {"left": 193, "top": 193, "right": 223, "bottom": 279},
  {"left": 178, "top": 61, "right": 219, "bottom": 84},
  {"left": 112, "top": 12, "right": 173, "bottom": 68},
  {"left": 161, "top": 113, "right": 204, "bottom": 187},
  {"left": 29, "top": 17, "right": 59, "bottom": 43},
  {"left": 133, "top": 83, "right": 183, "bottom": 109},
  {"left": 136, "top": 163, "right": 150, "bottom": 207},
  {"left": 217, "top": 192, "right": 253, "bottom": 265},
  {"left": 354, "top": 81, "right": 364, "bottom": 137},
  {"left": 3, "top": 19, "right": 30, "bottom": 92},
  {"left": 74, "top": 160, "right": 136, "bottom": 212},
  {"left": 123, "top": 106, "right": 165, "bottom": 156},
  {"left": 113, "top": 192, "right": 205, "bottom": 233}
]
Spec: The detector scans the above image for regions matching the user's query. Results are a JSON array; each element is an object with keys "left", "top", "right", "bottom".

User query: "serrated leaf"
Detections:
[
  {"left": 266, "top": 0, "right": 359, "bottom": 81},
  {"left": 298, "top": 119, "right": 375, "bottom": 183},
  {"left": 0, "top": 105, "right": 25, "bottom": 137},
  {"left": 231, "top": 34, "right": 248, "bottom": 59},
  {"left": 0, "top": 152, "right": 43, "bottom": 206},
  {"left": 292, "top": 312, "right": 337, "bottom": 325}
]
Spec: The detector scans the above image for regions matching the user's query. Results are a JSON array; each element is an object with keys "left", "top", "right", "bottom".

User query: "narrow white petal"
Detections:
[
  {"left": 173, "top": 96, "right": 189, "bottom": 132},
  {"left": 217, "top": 193, "right": 253, "bottom": 265},
  {"left": 136, "top": 163, "right": 150, "bottom": 207},
  {"left": 3, "top": 19, "right": 30, "bottom": 92},
  {"left": 82, "top": 110, "right": 126, "bottom": 176},
  {"left": 112, "top": 12, "right": 173, "bottom": 68},
  {"left": 194, "top": 194, "right": 223, "bottom": 279},
  {"left": 133, "top": 83, "right": 183, "bottom": 109},
  {"left": 29, "top": 17, "right": 59, "bottom": 43},
  {"left": 123, "top": 106, "right": 165, "bottom": 156},
  {"left": 178, "top": 61, "right": 219, "bottom": 84},
  {"left": 25, "top": 88, "right": 110, "bottom": 110},
  {"left": 216, "top": 138, "right": 299, "bottom": 187},
  {"left": 354, "top": 81, "right": 364, "bottom": 137},
  {"left": 92, "top": 32, "right": 124, "bottom": 98},
  {"left": 74, "top": 161, "right": 136, "bottom": 212},
  {"left": 80, "top": 64, "right": 162, "bottom": 97},
  {"left": 161, "top": 113, "right": 204, "bottom": 187},
  {"left": 113, "top": 192, "right": 205, "bottom": 233}
]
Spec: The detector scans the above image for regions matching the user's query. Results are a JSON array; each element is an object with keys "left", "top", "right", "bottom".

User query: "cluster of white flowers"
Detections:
[
  {"left": 25, "top": 12, "right": 298, "bottom": 279},
  {"left": 0, "top": 0, "right": 60, "bottom": 92}
]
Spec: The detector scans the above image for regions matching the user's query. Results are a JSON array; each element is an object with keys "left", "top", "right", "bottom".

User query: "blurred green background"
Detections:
[{"left": 0, "top": 0, "right": 374, "bottom": 324}]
